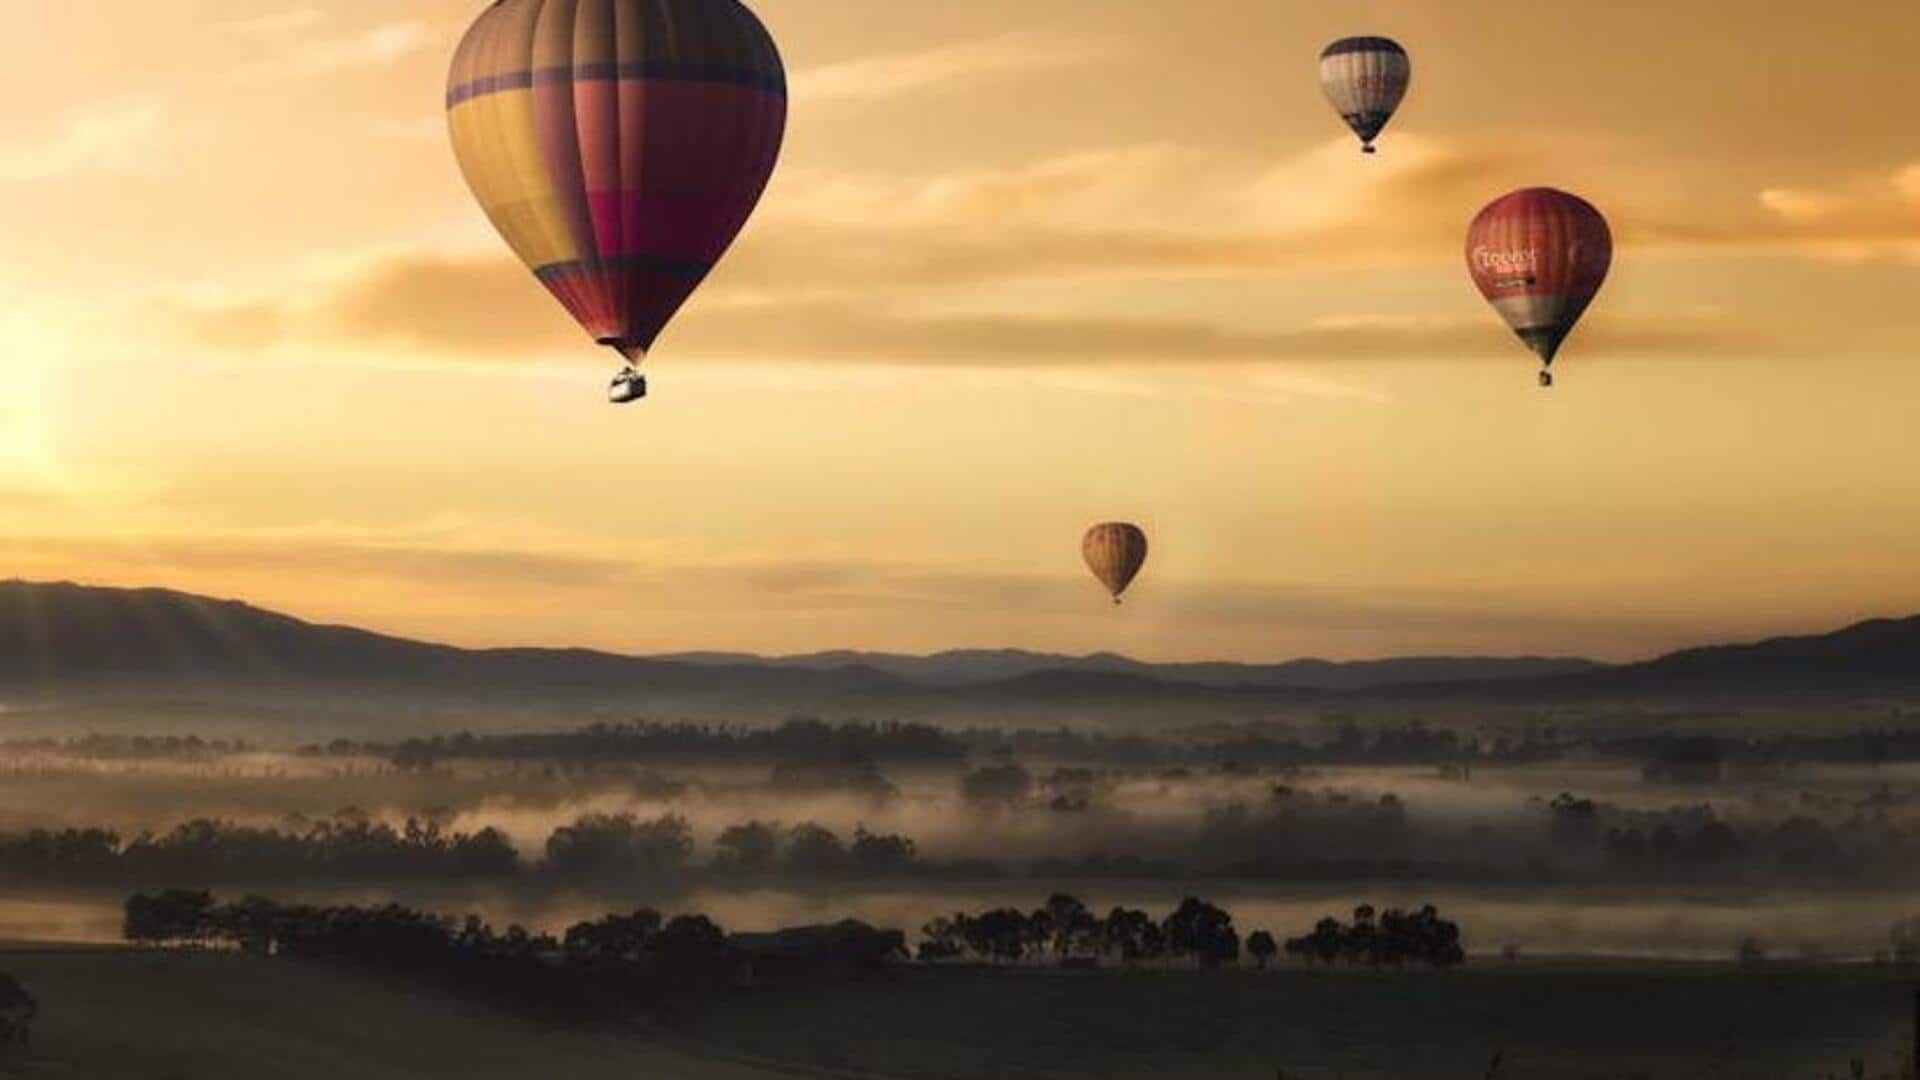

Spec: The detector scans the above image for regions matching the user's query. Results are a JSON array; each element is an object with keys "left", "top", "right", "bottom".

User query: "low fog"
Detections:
[{"left": 2, "top": 712, "right": 1919, "bottom": 960}]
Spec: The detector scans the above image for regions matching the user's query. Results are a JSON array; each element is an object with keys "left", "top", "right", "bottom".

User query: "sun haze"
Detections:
[{"left": 3, "top": 0, "right": 1918, "bottom": 661}]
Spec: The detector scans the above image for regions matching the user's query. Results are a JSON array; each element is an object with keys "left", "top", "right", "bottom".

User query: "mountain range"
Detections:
[{"left": 2, "top": 580, "right": 1916, "bottom": 716}]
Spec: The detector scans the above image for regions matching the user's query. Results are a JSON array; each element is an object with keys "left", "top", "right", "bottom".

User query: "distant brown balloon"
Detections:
[{"left": 1083, "top": 523, "right": 1149, "bottom": 605}]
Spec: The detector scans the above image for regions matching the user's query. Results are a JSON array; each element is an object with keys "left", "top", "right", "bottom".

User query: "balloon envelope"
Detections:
[
  {"left": 1466, "top": 188, "right": 1613, "bottom": 373},
  {"left": 1319, "top": 37, "right": 1410, "bottom": 153},
  {"left": 447, "top": 0, "right": 786, "bottom": 366},
  {"left": 1083, "top": 523, "right": 1149, "bottom": 603}
]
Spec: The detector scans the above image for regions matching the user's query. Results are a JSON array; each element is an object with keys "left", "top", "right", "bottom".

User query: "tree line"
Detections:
[
  {"left": 17, "top": 721, "right": 1920, "bottom": 774},
  {"left": 915, "top": 893, "right": 1466, "bottom": 971},
  {"left": 345, "top": 718, "right": 967, "bottom": 771},
  {"left": 121, "top": 889, "right": 904, "bottom": 1019}
]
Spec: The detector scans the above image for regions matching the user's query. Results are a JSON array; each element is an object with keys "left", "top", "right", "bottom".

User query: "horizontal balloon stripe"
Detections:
[
  {"left": 1490, "top": 294, "right": 1578, "bottom": 327},
  {"left": 534, "top": 253, "right": 714, "bottom": 282},
  {"left": 449, "top": 62, "right": 785, "bottom": 108},
  {"left": 1321, "top": 36, "right": 1406, "bottom": 58},
  {"left": 1340, "top": 110, "right": 1396, "bottom": 142}
]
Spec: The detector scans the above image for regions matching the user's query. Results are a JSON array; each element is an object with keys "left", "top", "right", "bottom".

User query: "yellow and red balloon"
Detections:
[{"left": 447, "top": 0, "right": 786, "bottom": 390}]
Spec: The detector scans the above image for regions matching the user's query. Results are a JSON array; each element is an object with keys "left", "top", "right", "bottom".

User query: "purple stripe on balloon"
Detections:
[{"left": 448, "top": 60, "right": 785, "bottom": 108}]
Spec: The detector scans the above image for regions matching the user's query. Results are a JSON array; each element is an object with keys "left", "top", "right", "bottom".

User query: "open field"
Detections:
[
  {"left": 0, "top": 940, "right": 1914, "bottom": 1078},
  {"left": 0, "top": 947, "right": 791, "bottom": 1080},
  {"left": 683, "top": 963, "right": 1919, "bottom": 1080}
]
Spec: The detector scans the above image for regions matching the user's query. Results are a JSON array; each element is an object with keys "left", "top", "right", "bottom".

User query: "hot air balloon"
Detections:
[
  {"left": 1466, "top": 188, "right": 1613, "bottom": 388},
  {"left": 1319, "top": 37, "right": 1410, "bottom": 154},
  {"left": 447, "top": 0, "right": 787, "bottom": 404},
  {"left": 1083, "top": 523, "right": 1149, "bottom": 606}
]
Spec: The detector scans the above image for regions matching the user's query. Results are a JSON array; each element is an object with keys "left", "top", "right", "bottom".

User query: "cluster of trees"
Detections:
[
  {"left": 344, "top": 718, "right": 966, "bottom": 771},
  {"left": 1543, "top": 792, "right": 1899, "bottom": 881},
  {"left": 918, "top": 894, "right": 1249, "bottom": 969},
  {"left": 542, "top": 815, "right": 932, "bottom": 880},
  {"left": 0, "top": 814, "right": 517, "bottom": 884},
  {"left": 960, "top": 720, "right": 1589, "bottom": 770},
  {"left": 122, "top": 890, "right": 904, "bottom": 1018},
  {"left": 0, "top": 734, "right": 255, "bottom": 762},
  {"left": 1605, "top": 731, "right": 1920, "bottom": 772},
  {"left": 1282, "top": 904, "right": 1466, "bottom": 969},
  {"left": 709, "top": 821, "right": 920, "bottom": 876},
  {"left": 972, "top": 724, "right": 1920, "bottom": 773},
  {"left": 0, "top": 812, "right": 941, "bottom": 887},
  {"left": 334, "top": 718, "right": 1597, "bottom": 779},
  {"left": 767, "top": 751, "right": 898, "bottom": 800}
]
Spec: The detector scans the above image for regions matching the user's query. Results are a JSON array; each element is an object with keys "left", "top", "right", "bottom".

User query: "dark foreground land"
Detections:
[
  {"left": 0, "top": 948, "right": 1912, "bottom": 1079},
  {"left": 0, "top": 947, "right": 786, "bottom": 1080},
  {"left": 683, "top": 963, "right": 1917, "bottom": 1080}
]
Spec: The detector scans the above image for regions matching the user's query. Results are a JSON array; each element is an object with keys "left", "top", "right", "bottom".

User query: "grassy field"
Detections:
[
  {"left": 682, "top": 962, "right": 1919, "bottom": 1080},
  {"left": 0, "top": 947, "right": 794, "bottom": 1080},
  {"left": 0, "top": 948, "right": 1912, "bottom": 1079}
]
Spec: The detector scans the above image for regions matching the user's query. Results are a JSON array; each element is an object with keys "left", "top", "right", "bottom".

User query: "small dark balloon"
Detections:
[
  {"left": 1083, "top": 523, "right": 1149, "bottom": 604},
  {"left": 1320, "top": 37, "right": 1410, "bottom": 153}
]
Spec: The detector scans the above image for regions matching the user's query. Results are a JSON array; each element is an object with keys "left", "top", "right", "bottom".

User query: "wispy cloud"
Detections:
[
  {"left": 228, "top": 19, "right": 433, "bottom": 82},
  {"left": 221, "top": 8, "right": 327, "bottom": 35},
  {"left": 0, "top": 99, "right": 165, "bottom": 183},
  {"left": 1754, "top": 163, "right": 1920, "bottom": 259},
  {"left": 168, "top": 249, "right": 1760, "bottom": 369},
  {"left": 791, "top": 32, "right": 1120, "bottom": 103},
  {"left": 163, "top": 134, "right": 1893, "bottom": 369}
]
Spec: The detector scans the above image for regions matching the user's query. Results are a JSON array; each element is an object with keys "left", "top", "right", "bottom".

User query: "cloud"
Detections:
[
  {"left": 228, "top": 20, "right": 433, "bottom": 81},
  {"left": 790, "top": 32, "right": 1119, "bottom": 103},
  {"left": 169, "top": 250, "right": 1760, "bottom": 368},
  {"left": 0, "top": 99, "right": 165, "bottom": 183},
  {"left": 163, "top": 135, "right": 1839, "bottom": 368},
  {"left": 222, "top": 8, "right": 327, "bottom": 35},
  {"left": 1752, "top": 163, "right": 1920, "bottom": 258}
]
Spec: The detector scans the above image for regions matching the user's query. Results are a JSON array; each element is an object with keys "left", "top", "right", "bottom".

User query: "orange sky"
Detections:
[{"left": 3, "top": 1, "right": 1919, "bottom": 661}]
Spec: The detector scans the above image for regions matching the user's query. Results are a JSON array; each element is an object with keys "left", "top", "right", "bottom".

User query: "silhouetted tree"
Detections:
[
  {"left": 961, "top": 763, "right": 1034, "bottom": 806},
  {"left": 1162, "top": 897, "right": 1240, "bottom": 968},
  {"left": 543, "top": 813, "right": 692, "bottom": 879},
  {"left": 850, "top": 827, "right": 917, "bottom": 875},
  {"left": 1247, "top": 930, "right": 1278, "bottom": 970},
  {"left": 712, "top": 822, "right": 781, "bottom": 875},
  {"left": 784, "top": 823, "right": 851, "bottom": 874}
]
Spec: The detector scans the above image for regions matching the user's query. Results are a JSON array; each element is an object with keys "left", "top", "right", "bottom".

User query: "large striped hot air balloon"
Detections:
[
  {"left": 1083, "top": 523, "right": 1149, "bottom": 606},
  {"left": 1319, "top": 37, "right": 1410, "bottom": 154},
  {"left": 1466, "top": 188, "right": 1613, "bottom": 388},
  {"left": 447, "top": 0, "right": 787, "bottom": 404}
]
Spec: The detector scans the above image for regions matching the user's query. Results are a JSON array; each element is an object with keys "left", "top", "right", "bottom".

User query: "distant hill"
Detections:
[
  {"left": 659, "top": 648, "right": 1603, "bottom": 690},
  {"left": 1529, "top": 614, "right": 1920, "bottom": 697},
  {"left": 0, "top": 580, "right": 899, "bottom": 704},
  {"left": 2, "top": 581, "right": 1917, "bottom": 716}
]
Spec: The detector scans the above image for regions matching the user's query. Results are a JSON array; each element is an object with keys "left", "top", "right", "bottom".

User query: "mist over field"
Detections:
[{"left": 5, "top": 701, "right": 1920, "bottom": 964}]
